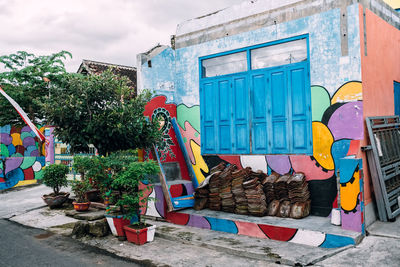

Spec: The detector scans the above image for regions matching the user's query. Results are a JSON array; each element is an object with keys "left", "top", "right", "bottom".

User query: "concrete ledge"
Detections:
[{"left": 163, "top": 208, "right": 363, "bottom": 248}]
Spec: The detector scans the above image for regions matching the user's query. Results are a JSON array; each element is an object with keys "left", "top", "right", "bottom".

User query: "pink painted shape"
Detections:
[
  {"left": 290, "top": 155, "right": 334, "bottom": 181},
  {"left": 266, "top": 155, "right": 291, "bottom": 174},
  {"left": 236, "top": 221, "right": 269, "bottom": 239},
  {"left": 179, "top": 121, "right": 200, "bottom": 164},
  {"left": 347, "top": 140, "right": 360, "bottom": 156}
]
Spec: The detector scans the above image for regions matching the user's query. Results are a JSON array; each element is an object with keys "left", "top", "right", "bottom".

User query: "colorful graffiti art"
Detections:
[
  {"left": 0, "top": 125, "right": 46, "bottom": 189},
  {"left": 144, "top": 96, "right": 190, "bottom": 180},
  {"left": 142, "top": 182, "right": 356, "bottom": 248},
  {"left": 340, "top": 158, "right": 365, "bottom": 233},
  {"left": 173, "top": 81, "right": 363, "bottom": 217}
]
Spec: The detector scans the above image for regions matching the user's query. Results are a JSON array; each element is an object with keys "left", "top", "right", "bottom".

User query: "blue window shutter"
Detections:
[
  {"left": 395, "top": 81, "right": 400, "bottom": 117},
  {"left": 232, "top": 76, "right": 250, "bottom": 153},
  {"left": 270, "top": 68, "right": 289, "bottom": 153},
  {"left": 251, "top": 73, "right": 268, "bottom": 153},
  {"left": 200, "top": 80, "right": 217, "bottom": 154},
  {"left": 287, "top": 63, "right": 312, "bottom": 154},
  {"left": 217, "top": 79, "right": 232, "bottom": 153}
]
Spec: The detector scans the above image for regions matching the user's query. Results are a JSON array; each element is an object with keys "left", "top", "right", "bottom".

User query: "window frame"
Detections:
[{"left": 199, "top": 34, "right": 312, "bottom": 156}]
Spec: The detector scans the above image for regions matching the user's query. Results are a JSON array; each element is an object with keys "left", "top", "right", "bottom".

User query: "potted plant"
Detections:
[
  {"left": 106, "top": 160, "right": 159, "bottom": 244},
  {"left": 102, "top": 151, "right": 140, "bottom": 237},
  {"left": 41, "top": 164, "right": 70, "bottom": 209},
  {"left": 71, "top": 179, "right": 92, "bottom": 211},
  {"left": 73, "top": 156, "right": 102, "bottom": 202}
]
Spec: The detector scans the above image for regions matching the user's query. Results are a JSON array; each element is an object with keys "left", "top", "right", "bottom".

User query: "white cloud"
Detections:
[{"left": 0, "top": 0, "right": 244, "bottom": 72}]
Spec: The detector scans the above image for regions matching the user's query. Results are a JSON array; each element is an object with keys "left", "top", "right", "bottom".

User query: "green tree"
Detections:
[
  {"left": 44, "top": 70, "right": 161, "bottom": 156},
  {"left": 0, "top": 51, "right": 71, "bottom": 125}
]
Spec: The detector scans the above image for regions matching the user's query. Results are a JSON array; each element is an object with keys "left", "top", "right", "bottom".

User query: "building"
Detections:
[{"left": 137, "top": 0, "right": 400, "bottom": 248}]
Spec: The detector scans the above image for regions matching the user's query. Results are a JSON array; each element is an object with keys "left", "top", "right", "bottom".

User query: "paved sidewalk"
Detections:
[{"left": 2, "top": 185, "right": 400, "bottom": 266}]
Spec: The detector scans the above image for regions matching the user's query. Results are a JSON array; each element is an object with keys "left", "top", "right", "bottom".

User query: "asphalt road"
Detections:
[{"left": 0, "top": 219, "right": 143, "bottom": 267}]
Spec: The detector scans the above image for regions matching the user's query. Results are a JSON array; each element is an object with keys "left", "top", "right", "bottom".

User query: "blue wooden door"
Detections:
[{"left": 395, "top": 81, "right": 400, "bottom": 117}]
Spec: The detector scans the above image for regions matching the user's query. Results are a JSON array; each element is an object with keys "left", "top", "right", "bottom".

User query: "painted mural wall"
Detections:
[
  {"left": 359, "top": 6, "right": 400, "bottom": 209},
  {"left": 0, "top": 125, "right": 46, "bottom": 189},
  {"left": 140, "top": 4, "right": 364, "bottom": 218}
]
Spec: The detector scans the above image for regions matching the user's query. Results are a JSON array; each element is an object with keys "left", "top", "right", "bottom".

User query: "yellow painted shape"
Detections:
[
  {"left": 15, "top": 180, "right": 37, "bottom": 187},
  {"left": 312, "top": 122, "right": 335, "bottom": 170},
  {"left": 190, "top": 140, "right": 208, "bottom": 185},
  {"left": 340, "top": 170, "right": 361, "bottom": 212},
  {"left": 331, "top": 81, "right": 362, "bottom": 104},
  {"left": 42, "top": 142, "right": 46, "bottom": 157},
  {"left": 11, "top": 133, "right": 23, "bottom": 146},
  {"left": 384, "top": 0, "right": 400, "bottom": 9}
]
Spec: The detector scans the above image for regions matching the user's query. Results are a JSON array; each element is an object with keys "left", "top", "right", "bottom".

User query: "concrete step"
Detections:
[{"left": 149, "top": 218, "right": 352, "bottom": 266}]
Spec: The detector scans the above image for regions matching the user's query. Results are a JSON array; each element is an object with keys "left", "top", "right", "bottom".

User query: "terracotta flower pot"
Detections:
[
  {"left": 42, "top": 192, "right": 70, "bottom": 209},
  {"left": 123, "top": 224, "right": 156, "bottom": 245},
  {"left": 72, "top": 201, "right": 91, "bottom": 211}
]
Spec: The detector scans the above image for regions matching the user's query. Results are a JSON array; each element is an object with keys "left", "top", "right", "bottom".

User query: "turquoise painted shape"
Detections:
[
  {"left": 320, "top": 234, "right": 355, "bottom": 248},
  {"left": 0, "top": 125, "right": 11, "bottom": 134},
  {"left": 331, "top": 140, "right": 351, "bottom": 176},
  {"left": 205, "top": 217, "right": 238, "bottom": 234},
  {"left": 339, "top": 158, "right": 362, "bottom": 184},
  {"left": 7, "top": 144, "right": 16, "bottom": 156}
]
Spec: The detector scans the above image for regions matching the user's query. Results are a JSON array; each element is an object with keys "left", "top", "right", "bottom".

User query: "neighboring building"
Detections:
[
  {"left": 77, "top": 59, "right": 137, "bottom": 95},
  {"left": 138, "top": 0, "right": 400, "bottom": 247}
]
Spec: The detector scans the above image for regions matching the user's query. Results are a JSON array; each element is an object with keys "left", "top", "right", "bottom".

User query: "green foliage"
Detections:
[
  {"left": 73, "top": 150, "right": 138, "bottom": 197},
  {"left": 71, "top": 179, "right": 92, "bottom": 203},
  {"left": 0, "top": 51, "right": 71, "bottom": 125},
  {"left": 110, "top": 160, "right": 159, "bottom": 222},
  {"left": 72, "top": 156, "right": 93, "bottom": 180},
  {"left": 42, "top": 164, "right": 69, "bottom": 195},
  {"left": 44, "top": 70, "right": 162, "bottom": 155}
]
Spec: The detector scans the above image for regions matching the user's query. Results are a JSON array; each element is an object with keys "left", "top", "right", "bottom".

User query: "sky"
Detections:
[{"left": 0, "top": 0, "right": 245, "bottom": 72}]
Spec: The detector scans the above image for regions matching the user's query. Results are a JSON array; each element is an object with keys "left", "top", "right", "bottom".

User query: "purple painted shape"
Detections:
[
  {"left": 266, "top": 155, "right": 291, "bottom": 174},
  {"left": 328, "top": 102, "right": 363, "bottom": 140},
  {"left": 0, "top": 133, "right": 12, "bottom": 145},
  {"left": 341, "top": 204, "right": 362, "bottom": 232},
  {"left": 5, "top": 157, "right": 24, "bottom": 174},
  {"left": 187, "top": 214, "right": 211, "bottom": 229},
  {"left": 21, "top": 126, "right": 32, "bottom": 133},
  {"left": 155, "top": 185, "right": 165, "bottom": 218},
  {"left": 185, "top": 182, "right": 195, "bottom": 195},
  {"left": 30, "top": 150, "right": 40, "bottom": 157},
  {"left": 23, "top": 137, "right": 36, "bottom": 147}
]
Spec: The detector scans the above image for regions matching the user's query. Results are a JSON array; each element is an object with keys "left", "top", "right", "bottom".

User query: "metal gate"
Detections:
[{"left": 365, "top": 116, "right": 400, "bottom": 221}]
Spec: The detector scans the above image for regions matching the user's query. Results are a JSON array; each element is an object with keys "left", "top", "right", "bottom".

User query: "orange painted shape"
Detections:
[{"left": 340, "top": 170, "right": 361, "bottom": 212}]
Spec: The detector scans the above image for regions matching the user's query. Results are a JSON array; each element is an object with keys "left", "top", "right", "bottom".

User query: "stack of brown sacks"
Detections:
[
  {"left": 231, "top": 168, "right": 250, "bottom": 214},
  {"left": 219, "top": 164, "right": 237, "bottom": 213},
  {"left": 243, "top": 172, "right": 267, "bottom": 216},
  {"left": 208, "top": 163, "right": 226, "bottom": 211},
  {"left": 262, "top": 173, "right": 279, "bottom": 203},
  {"left": 193, "top": 187, "right": 209, "bottom": 210},
  {"left": 287, "top": 172, "right": 311, "bottom": 219}
]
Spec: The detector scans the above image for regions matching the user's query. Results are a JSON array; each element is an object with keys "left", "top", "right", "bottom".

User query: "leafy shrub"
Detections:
[
  {"left": 71, "top": 179, "right": 92, "bottom": 202},
  {"left": 42, "top": 164, "right": 69, "bottom": 195},
  {"left": 109, "top": 160, "right": 159, "bottom": 222}
]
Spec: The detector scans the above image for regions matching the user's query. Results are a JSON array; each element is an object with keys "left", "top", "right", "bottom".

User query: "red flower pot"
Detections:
[
  {"left": 123, "top": 224, "right": 156, "bottom": 245},
  {"left": 105, "top": 214, "right": 131, "bottom": 237},
  {"left": 72, "top": 201, "right": 91, "bottom": 211}
]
